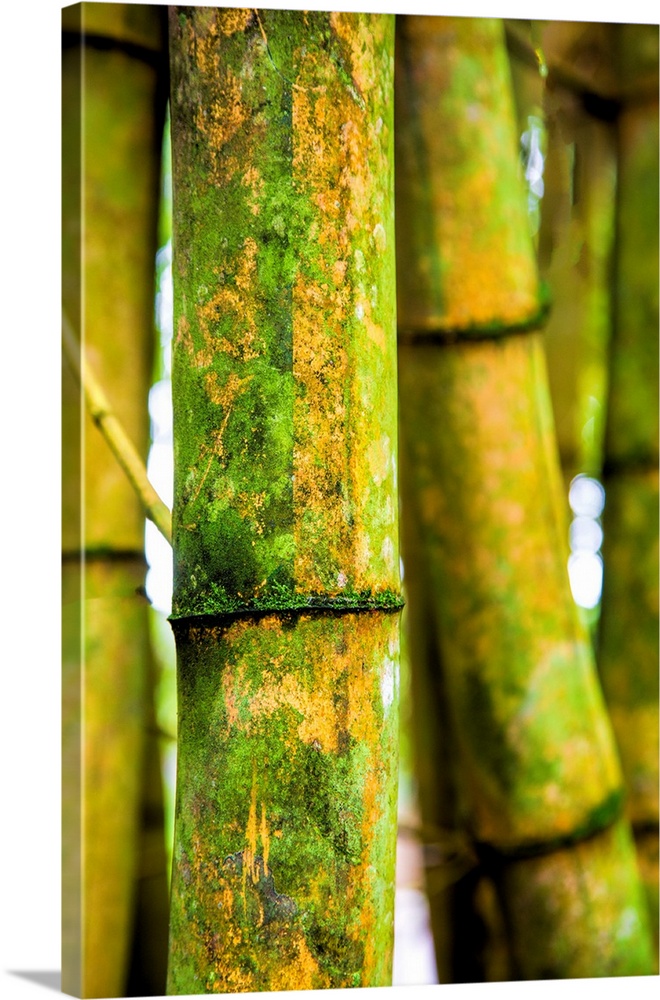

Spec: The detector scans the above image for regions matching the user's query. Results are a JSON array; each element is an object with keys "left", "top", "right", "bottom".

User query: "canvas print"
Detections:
[{"left": 61, "top": 2, "right": 659, "bottom": 997}]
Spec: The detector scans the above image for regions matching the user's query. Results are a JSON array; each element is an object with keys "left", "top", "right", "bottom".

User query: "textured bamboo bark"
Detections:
[
  {"left": 598, "top": 23, "right": 659, "bottom": 954},
  {"left": 166, "top": 8, "right": 401, "bottom": 992},
  {"left": 62, "top": 4, "right": 168, "bottom": 996},
  {"left": 395, "top": 14, "right": 655, "bottom": 979}
]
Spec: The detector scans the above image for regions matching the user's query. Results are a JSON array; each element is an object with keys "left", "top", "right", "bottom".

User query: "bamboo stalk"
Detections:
[
  {"left": 166, "top": 8, "right": 401, "bottom": 991},
  {"left": 61, "top": 4, "right": 168, "bottom": 995},
  {"left": 598, "top": 23, "right": 659, "bottom": 955},
  {"left": 510, "top": 21, "right": 618, "bottom": 485},
  {"left": 395, "top": 14, "right": 655, "bottom": 979}
]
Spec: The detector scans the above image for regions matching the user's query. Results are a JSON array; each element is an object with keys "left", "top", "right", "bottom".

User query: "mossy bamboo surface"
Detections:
[
  {"left": 167, "top": 8, "right": 400, "bottom": 991},
  {"left": 395, "top": 14, "right": 654, "bottom": 978},
  {"left": 598, "top": 23, "right": 659, "bottom": 951},
  {"left": 62, "top": 4, "right": 167, "bottom": 995}
]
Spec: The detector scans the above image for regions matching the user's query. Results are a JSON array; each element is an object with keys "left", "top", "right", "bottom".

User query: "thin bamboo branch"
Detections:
[{"left": 62, "top": 309, "right": 172, "bottom": 546}]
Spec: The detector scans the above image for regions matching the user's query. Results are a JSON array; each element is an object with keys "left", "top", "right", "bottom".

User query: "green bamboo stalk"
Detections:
[
  {"left": 519, "top": 21, "right": 617, "bottom": 485},
  {"left": 398, "top": 503, "right": 511, "bottom": 983},
  {"left": 395, "top": 14, "right": 654, "bottom": 979},
  {"left": 598, "top": 22, "right": 659, "bottom": 954},
  {"left": 166, "top": 8, "right": 401, "bottom": 992},
  {"left": 62, "top": 4, "right": 168, "bottom": 995}
]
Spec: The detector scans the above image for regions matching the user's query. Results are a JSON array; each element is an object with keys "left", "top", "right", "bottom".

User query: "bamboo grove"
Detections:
[{"left": 62, "top": 5, "right": 659, "bottom": 996}]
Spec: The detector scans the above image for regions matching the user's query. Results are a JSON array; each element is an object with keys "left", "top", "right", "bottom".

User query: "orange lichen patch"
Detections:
[
  {"left": 204, "top": 370, "right": 253, "bottom": 410},
  {"left": 330, "top": 12, "right": 383, "bottom": 101},
  {"left": 190, "top": 15, "right": 219, "bottom": 79},
  {"left": 291, "top": 45, "right": 383, "bottom": 593},
  {"left": 243, "top": 773, "right": 260, "bottom": 886},
  {"left": 246, "top": 666, "right": 342, "bottom": 753},
  {"left": 270, "top": 934, "right": 325, "bottom": 991},
  {"left": 235, "top": 490, "right": 266, "bottom": 535},
  {"left": 195, "top": 68, "right": 247, "bottom": 183},
  {"left": 218, "top": 8, "right": 253, "bottom": 36},
  {"left": 339, "top": 118, "right": 373, "bottom": 224},
  {"left": 195, "top": 238, "right": 260, "bottom": 365},
  {"left": 260, "top": 803, "right": 271, "bottom": 876},
  {"left": 241, "top": 165, "right": 265, "bottom": 215}
]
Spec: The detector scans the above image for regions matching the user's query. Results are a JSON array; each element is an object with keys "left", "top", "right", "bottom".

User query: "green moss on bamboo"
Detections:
[
  {"left": 169, "top": 8, "right": 399, "bottom": 620},
  {"left": 169, "top": 585, "right": 404, "bottom": 620},
  {"left": 168, "top": 612, "right": 399, "bottom": 992},
  {"left": 167, "top": 8, "right": 399, "bottom": 991}
]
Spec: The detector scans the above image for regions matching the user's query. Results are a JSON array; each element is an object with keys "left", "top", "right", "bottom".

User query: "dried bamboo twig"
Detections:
[{"left": 62, "top": 309, "right": 172, "bottom": 546}]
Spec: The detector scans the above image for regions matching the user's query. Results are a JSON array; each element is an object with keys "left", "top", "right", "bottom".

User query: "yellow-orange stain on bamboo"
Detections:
[
  {"left": 329, "top": 12, "right": 387, "bottom": 99},
  {"left": 209, "top": 757, "right": 326, "bottom": 992},
  {"left": 193, "top": 41, "right": 247, "bottom": 184},
  {"left": 195, "top": 237, "right": 261, "bottom": 366},
  {"left": 291, "top": 36, "right": 387, "bottom": 592},
  {"left": 243, "top": 770, "right": 260, "bottom": 888},
  {"left": 240, "top": 165, "right": 265, "bottom": 215},
  {"left": 435, "top": 176, "right": 534, "bottom": 331},
  {"left": 189, "top": 613, "right": 396, "bottom": 988},
  {"left": 260, "top": 803, "right": 270, "bottom": 876},
  {"left": 218, "top": 8, "right": 253, "bottom": 36}
]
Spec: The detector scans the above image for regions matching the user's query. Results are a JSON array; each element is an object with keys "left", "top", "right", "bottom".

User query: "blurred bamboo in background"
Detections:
[
  {"left": 61, "top": 5, "right": 169, "bottom": 996},
  {"left": 598, "top": 22, "right": 659, "bottom": 955},
  {"left": 395, "top": 14, "right": 655, "bottom": 980}
]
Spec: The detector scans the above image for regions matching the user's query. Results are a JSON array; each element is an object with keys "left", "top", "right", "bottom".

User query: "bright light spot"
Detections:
[
  {"left": 155, "top": 240, "right": 173, "bottom": 361},
  {"left": 521, "top": 115, "right": 545, "bottom": 237},
  {"left": 569, "top": 515, "right": 603, "bottom": 554},
  {"left": 145, "top": 518, "right": 173, "bottom": 616},
  {"left": 617, "top": 906, "right": 640, "bottom": 941},
  {"left": 569, "top": 474, "right": 605, "bottom": 518},
  {"left": 149, "top": 379, "right": 173, "bottom": 446},
  {"left": 523, "top": 124, "right": 545, "bottom": 197},
  {"left": 568, "top": 552, "right": 603, "bottom": 609},
  {"left": 392, "top": 888, "right": 438, "bottom": 986},
  {"left": 146, "top": 236, "right": 174, "bottom": 617},
  {"left": 567, "top": 475, "right": 605, "bottom": 610}
]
